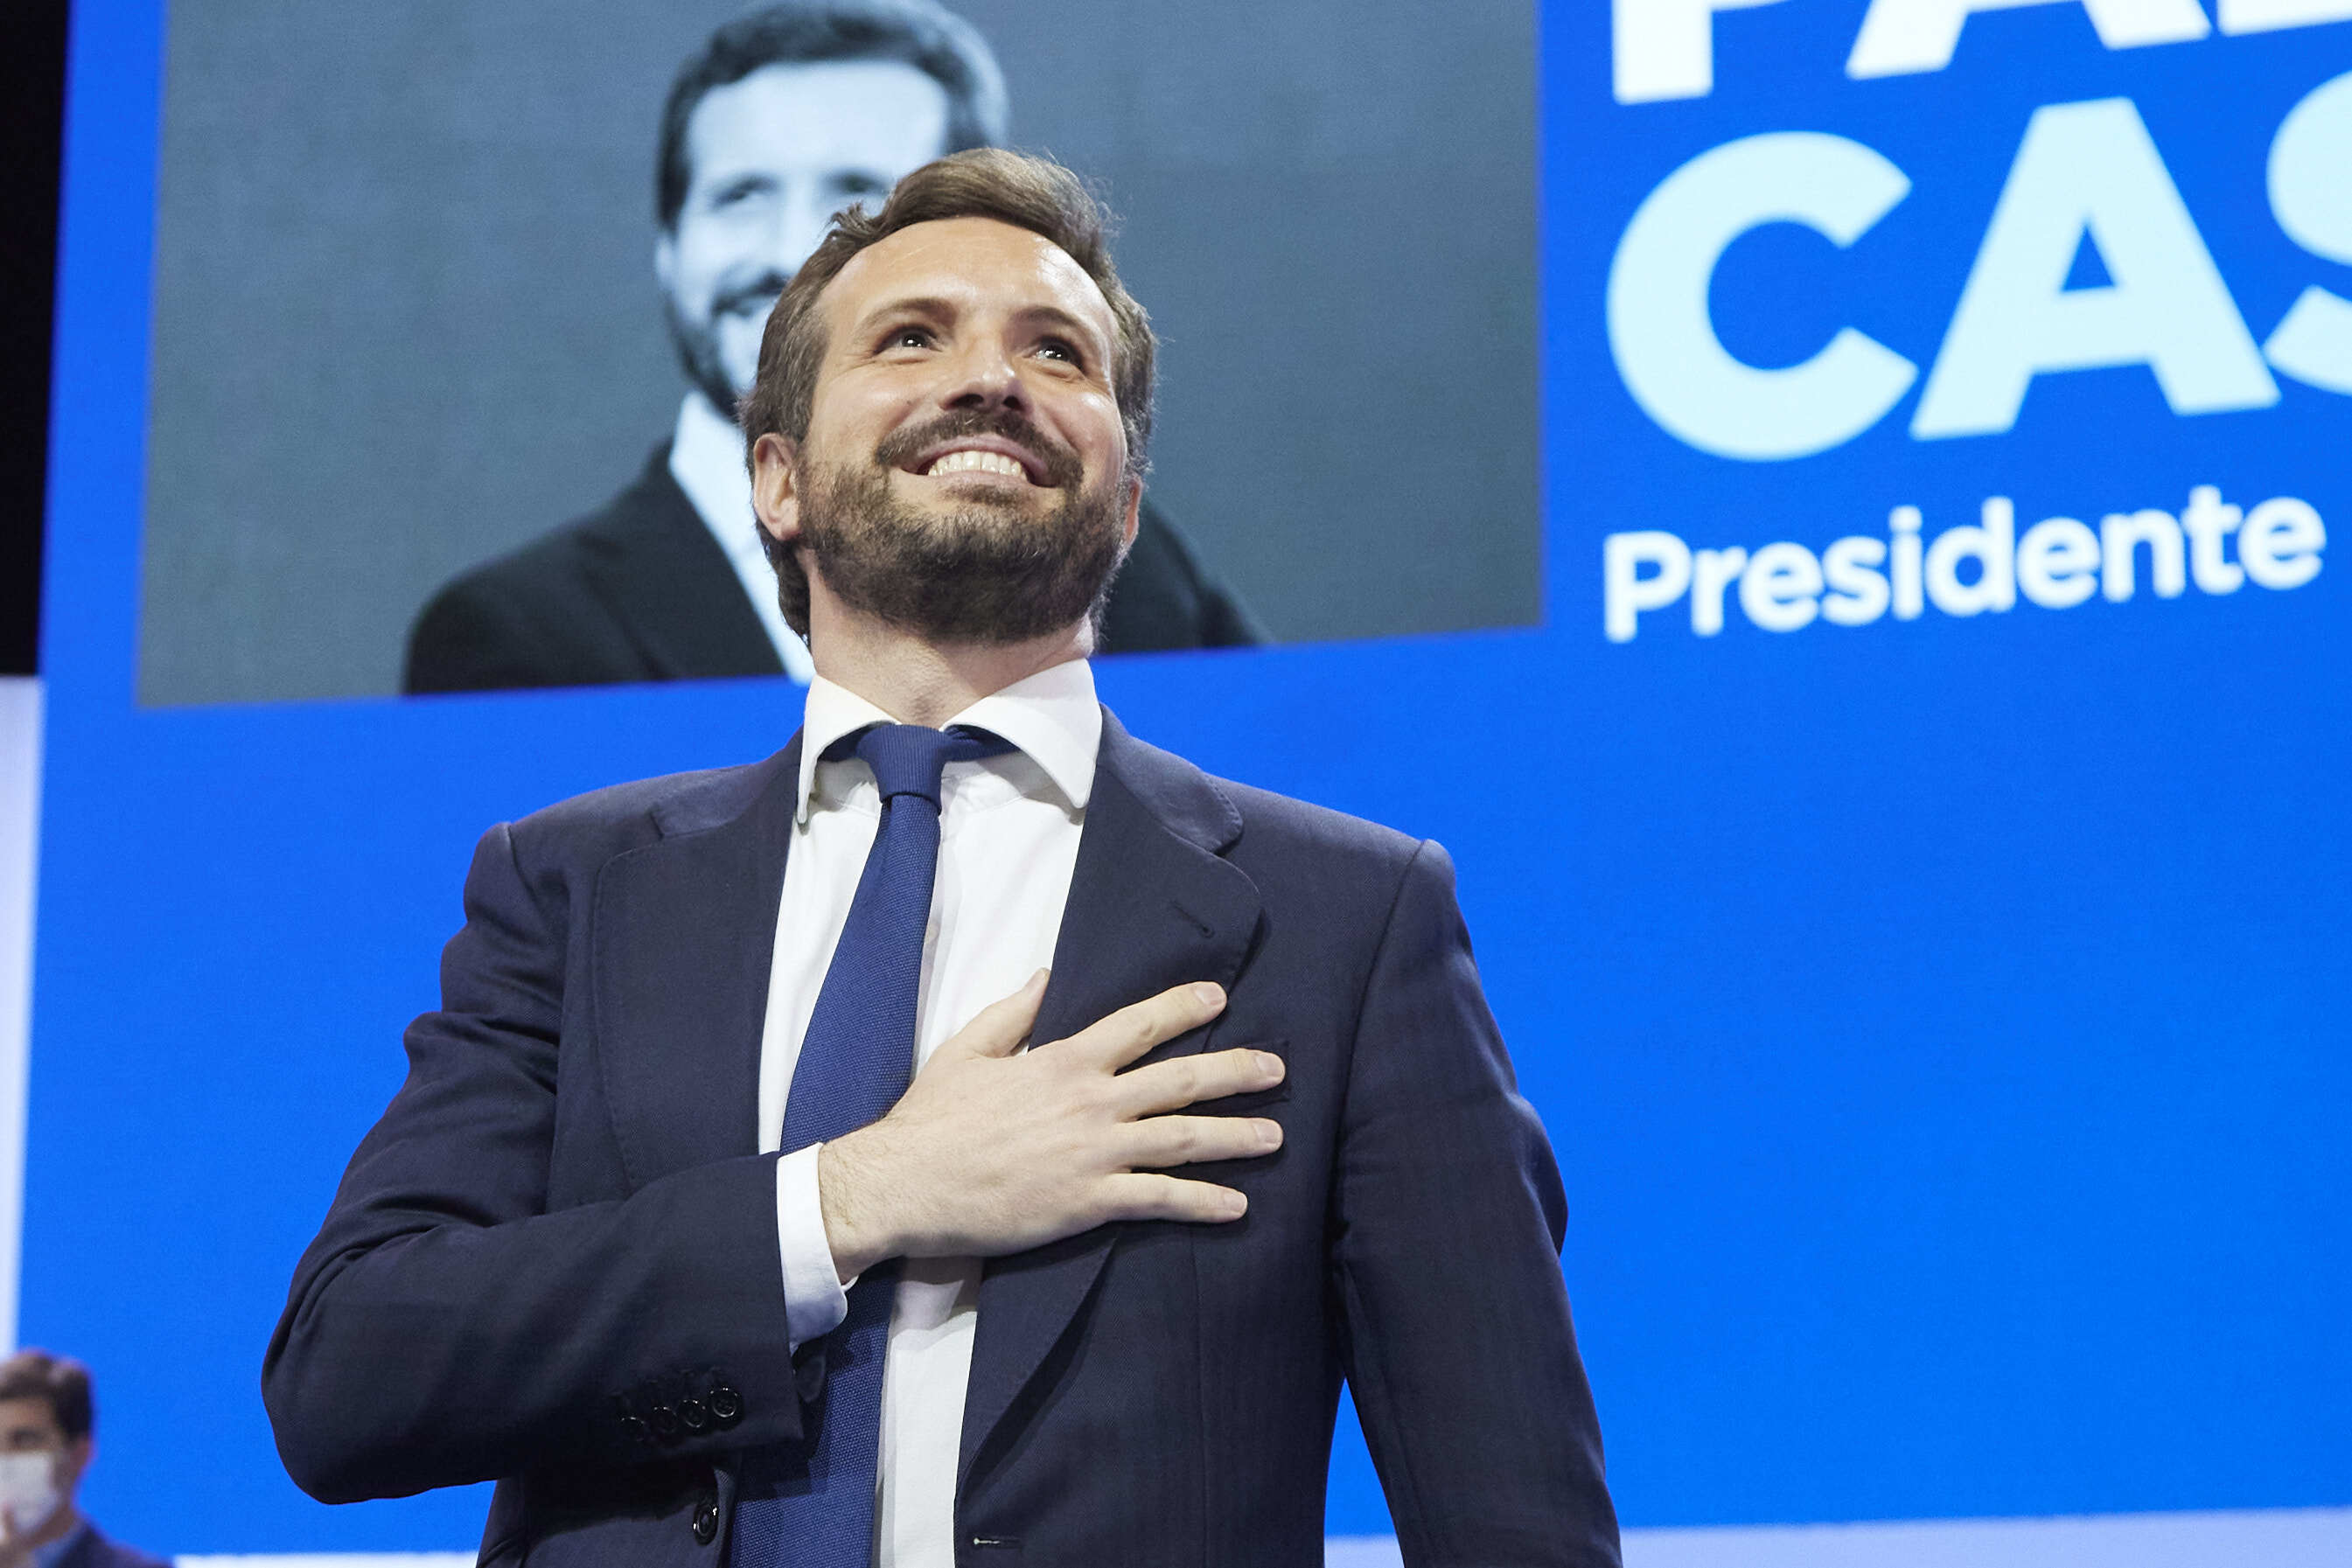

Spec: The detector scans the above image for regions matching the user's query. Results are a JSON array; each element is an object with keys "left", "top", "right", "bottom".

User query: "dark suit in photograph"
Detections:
[
  {"left": 262, "top": 710, "right": 1618, "bottom": 1567},
  {"left": 402, "top": 451, "right": 1261, "bottom": 695},
  {"left": 48, "top": 1523, "right": 170, "bottom": 1568}
]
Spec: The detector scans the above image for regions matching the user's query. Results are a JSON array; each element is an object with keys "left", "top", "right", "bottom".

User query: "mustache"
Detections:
[
  {"left": 711, "top": 272, "right": 791, "bottom": 319},
  {"left": 874, "top": 408, "right": 1085, "bottom": 490}
]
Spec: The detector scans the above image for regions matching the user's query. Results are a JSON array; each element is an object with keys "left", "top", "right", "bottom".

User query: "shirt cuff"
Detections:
[{"left": 776, "top": 1144, "right": 850, "bottom": 1347}]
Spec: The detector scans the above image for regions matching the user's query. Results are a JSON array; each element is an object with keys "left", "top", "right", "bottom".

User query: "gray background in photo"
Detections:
[{"left": 136, "top": 0, "right": 1538, "bottom": 706}]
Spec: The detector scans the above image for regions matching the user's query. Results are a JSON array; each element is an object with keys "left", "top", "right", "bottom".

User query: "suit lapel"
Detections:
[
  {"left": 592, "top": 739, "right": 801, "bottom": 1182},
  {"left": 959, "top": 713, "right": 1263, "bottom": 1485},
  {"left": 580, "top": 451, "right": 785, "bottom": 681}
]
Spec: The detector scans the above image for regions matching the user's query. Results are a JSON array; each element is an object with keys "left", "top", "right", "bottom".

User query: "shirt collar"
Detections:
[
  {"left": 32, "top": 1519, "right": 90, "bottom": 1568},
  {"left": 794, "top": 659, "right": 1101, "bottom": 826},
  {"left": 667, "top": 394, "right": 817, "bottom": 683},
  {"left": 667, "top": 393, "right": 765, "bottom": 567}
]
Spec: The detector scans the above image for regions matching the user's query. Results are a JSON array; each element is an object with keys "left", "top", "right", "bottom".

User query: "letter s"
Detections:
[
  {"left": 2265, "top": 70, "right": 2352, "bottom": 394},
  {"left": 1607, "top": 133, "right": 1918, "bottom": 462}
]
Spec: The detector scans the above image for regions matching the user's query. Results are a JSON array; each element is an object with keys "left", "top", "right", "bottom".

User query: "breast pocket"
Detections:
[
  {"left": 1154, "top": 1036, "right": 1290, "bottom": 1198},
  {"left": 1201, "top": 1036, "right": 1289, "bottom": 1119}
]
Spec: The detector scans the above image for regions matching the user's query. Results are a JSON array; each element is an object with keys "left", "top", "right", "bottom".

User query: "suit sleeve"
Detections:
[
  {"left": 262, "top": 821, "right": 804, "bottom": 1502},
  {"left": 1332, "top": 841, "right": 1622, "bottom": 1567},
  {"left": 404, "top": 576, "right": 602, "bottom": 694}
]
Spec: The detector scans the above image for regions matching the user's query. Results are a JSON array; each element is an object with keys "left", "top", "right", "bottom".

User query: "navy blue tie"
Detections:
[{"left": 731, "top": 723, "right": 1013, "bottom": 1568}]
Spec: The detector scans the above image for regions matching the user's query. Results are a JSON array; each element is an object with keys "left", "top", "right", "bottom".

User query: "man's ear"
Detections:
[
  {"left": 750, "top": 431, "right": 802, "bottom": 550},
  {"left": 653, "top": 228, "right": 678, "bottom": 296},
  {"left": 1120, "top": 476, "right": 1143, "bottom": 551}
]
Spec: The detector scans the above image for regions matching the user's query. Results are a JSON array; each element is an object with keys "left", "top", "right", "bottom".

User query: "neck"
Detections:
[
  {"left": 806, "top": 594, "right": 1091, "bottom": 727},
  {"left": 21, "top": 1504, "right": 80, "bottom": 1554}
]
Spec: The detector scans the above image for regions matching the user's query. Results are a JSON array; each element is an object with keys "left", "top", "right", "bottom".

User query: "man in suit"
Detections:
[
  {"left": 403, "top": 0, "right": 1259, "bottom": 696},
  {"left": 271, "top": 150, "right": 1616, "bottom": 1565},
  {"left": 0, "top": 1352, "right": 167, "bottom": 1568}
]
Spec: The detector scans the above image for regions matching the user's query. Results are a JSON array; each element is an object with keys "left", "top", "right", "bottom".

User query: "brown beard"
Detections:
[
  {"left": 797, "top": 410, "right": 1129, "bottom": 645},
  {"left": 660, "top": 269, "right": 789, "bottom": 421}
]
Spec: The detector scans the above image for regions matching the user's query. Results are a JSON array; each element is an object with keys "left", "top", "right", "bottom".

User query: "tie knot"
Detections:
[{"left": 842, "top": 723, "right": 1013, "bottom": 808}]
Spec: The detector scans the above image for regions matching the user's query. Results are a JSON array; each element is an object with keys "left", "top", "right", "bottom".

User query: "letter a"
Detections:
[
  {"left": 1912, "top": 99, "right": 2279, "bottom": 439},
  {"left": 1849, "top": 0, "right": 2209, "bottom": 79}
]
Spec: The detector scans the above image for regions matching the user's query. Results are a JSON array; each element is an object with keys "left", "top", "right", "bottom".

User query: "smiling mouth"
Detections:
[
  {"left": 904, "top": 438, "right": 1060, "bottom": 488},
  {"left": 711, "top": 275, "right": 787, "bottom": 322},
  {"left": 924, "top": 449, "right": 1032, "bottom": 481},
  {"left": 880, "top": 412, "right": 1078, "bottom": 491}
]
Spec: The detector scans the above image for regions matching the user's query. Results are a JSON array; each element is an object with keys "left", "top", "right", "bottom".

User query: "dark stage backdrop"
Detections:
[
  {"left": 0, "top": 0, "right": 66, "bottom": 677},
  {"left": 26, "top": 0, "right": 2352, "bottom": 1558}
]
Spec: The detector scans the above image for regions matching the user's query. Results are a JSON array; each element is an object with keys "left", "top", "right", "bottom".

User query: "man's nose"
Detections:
[
  {"left": 768, "top": 186, "right": 835, "bottom": 279},
  {"left": 939, "top": 337, "right": 1027, "bottom": 414}
]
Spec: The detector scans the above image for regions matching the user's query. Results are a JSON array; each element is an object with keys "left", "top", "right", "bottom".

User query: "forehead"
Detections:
[
  {"left": 686, "top": 60, "right": 951, "bottom": 182},
  {"left": 821, "top": 217, "right": 1117, "bottom": 347},
  {"left": 0, "top": 1397, "right": 59, "bottom": 1438}
]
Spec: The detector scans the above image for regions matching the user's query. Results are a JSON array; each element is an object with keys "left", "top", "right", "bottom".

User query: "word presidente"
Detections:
[{"left": 1603, "top": 485, "right": 2325, "bottom": 641}]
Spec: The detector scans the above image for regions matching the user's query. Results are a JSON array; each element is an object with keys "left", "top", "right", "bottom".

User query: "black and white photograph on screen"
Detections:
[{"left": 136, "top": 0, "right": 1538, "bottom": 707}]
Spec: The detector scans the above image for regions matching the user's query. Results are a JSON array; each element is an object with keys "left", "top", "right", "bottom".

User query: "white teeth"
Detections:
[{"left": 924, "top": 449, "right": 1027, "bottom": 480}]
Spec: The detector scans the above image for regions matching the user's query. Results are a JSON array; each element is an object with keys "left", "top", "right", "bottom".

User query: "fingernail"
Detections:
[
  {"left": 1192, "top": 982, "right": 1225, "bottom": 1007},
  {"left": 1225, "top": 1190, "right": 1248, "bottom": 1217},
  {"left": 1255, "top": 1051, "right": 1284, "bottom": 1079},
  {"left": 1256, "top": 1119, "right": 1283, "bottom": 1149},
  {"left": 1031, "top": 968, "right": 1051, "bottom": 990}
]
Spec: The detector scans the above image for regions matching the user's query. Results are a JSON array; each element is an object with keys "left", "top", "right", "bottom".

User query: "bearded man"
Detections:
[
  {"left": 267, "top": 150, "right": 1619, "bottom": 1568},
  {"left": 401, "top": 0, "right": 1258, "bottom": 696}
]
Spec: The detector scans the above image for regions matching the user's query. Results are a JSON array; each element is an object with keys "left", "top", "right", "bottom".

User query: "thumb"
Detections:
[{"left": 940, "top": 968, "right": 1050, "bottom": 1062}]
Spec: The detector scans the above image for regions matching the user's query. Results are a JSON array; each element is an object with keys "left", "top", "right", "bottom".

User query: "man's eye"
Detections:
[
  {"left": 886, "top": 326, "right": 934, "bottom": 351},
  {"left": 1037, "top": 339, "right": 1081, "bottom": 366}
]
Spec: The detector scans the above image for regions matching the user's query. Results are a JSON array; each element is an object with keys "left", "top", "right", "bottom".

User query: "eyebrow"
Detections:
[
  {"left": 708, "top": 170, "right": 778, "bottom": 196},
  {"left": 850, "top": 296, "right": 956, "bottom": 337},
  {"left": 850, "top": 296, "right": 1112, "bottom": 357}
]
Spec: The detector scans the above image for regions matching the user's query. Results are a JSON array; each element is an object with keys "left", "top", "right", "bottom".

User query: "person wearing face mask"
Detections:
[{"left": 0, "top": 1352, "right": 164, "bottom": 1568}]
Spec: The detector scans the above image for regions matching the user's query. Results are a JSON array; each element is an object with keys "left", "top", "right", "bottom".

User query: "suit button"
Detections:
[
  {"left": 649, "top": 1404, "right": 681, "bottom": 1439},
  {"left": 708, "top": 1384, "right": 743, "bottom": 1425},
  {"left": 678, "top": 1396, "right": 709, "bottom": 1432},
  {"left": 691, "top": 1497, "right": 720, "bottom": 1545},
  {"left": 619, "top": 1415, "right": 652, "bottom": 1446}
]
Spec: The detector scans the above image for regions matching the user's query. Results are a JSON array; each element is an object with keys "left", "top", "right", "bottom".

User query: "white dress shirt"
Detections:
[
  {"left": 667, "top": 393, "right": 818, "bottom": 684},
  {"left": 763, "top": 661, "right": 1100, "bottom": 1568}
]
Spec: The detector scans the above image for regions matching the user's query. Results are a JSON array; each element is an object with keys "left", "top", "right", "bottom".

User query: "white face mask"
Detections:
[{"left": 0, "top": 1452, "right": 61, "bottom": 1534}]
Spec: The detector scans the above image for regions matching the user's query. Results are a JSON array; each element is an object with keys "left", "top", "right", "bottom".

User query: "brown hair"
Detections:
[
  {"left": 0, "top": 1349, "right": 92, "bottom": 1441},
  {"left": 655, "top": 2, "right": 1008, "bottom": 233},
  {"left": 738, "top": 148, "right": 1156, "bottom": 635}
]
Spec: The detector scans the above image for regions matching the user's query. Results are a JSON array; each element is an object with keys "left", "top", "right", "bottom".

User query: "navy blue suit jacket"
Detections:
[
  {"left": 264, "top": 713, "right": 1618, "bottom": 1567},
  {"left": 52, "top": 1523, "right": 169, "bottom": 1568}
]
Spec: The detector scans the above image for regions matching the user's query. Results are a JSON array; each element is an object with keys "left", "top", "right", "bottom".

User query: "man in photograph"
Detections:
[
  {"left": 276, "top": 149, "right": 1614, "bottom": 1565},
  {"left": 405, "top": 0, "right": 1259, "bottom": 695}
]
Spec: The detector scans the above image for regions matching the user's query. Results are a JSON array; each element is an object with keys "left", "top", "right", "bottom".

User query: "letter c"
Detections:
[{"left": 1607, "top": 132, "right": 1918, "bottom": 461}]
